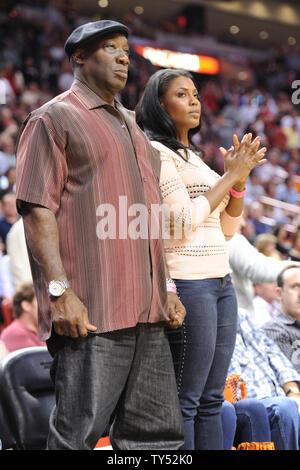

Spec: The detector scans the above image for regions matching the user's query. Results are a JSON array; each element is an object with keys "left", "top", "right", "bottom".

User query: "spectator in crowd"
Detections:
[
  {"left": 272, "top": 223, "right": 291, "bottom": 258},
  {"left": 16, "top": 20, "right": 186, "bottom": 451},
  {"left": 0, "top": 192, "right": 18, "bottom": 249},
  {"left": 0, "top": 136, "right": 16, "bottom": 175},
  {"left": 228, "top": 220, "right": 300, "bottom": 319},
  {"left": 263, "top": 265, "right": 300, "bottom": 375},
  {"left": 0, "top": 107, "right": 18, "bottom": 141},
  {"left": 0, "top": 281, "right": 45, "bottom": 352},
  {"left": 237, "top": 95, "right": 259, "bottom": 134},
  {"left": 136, "top": 67, "right": 266, "bottom": 450},
  {"left": 6, "top": 218, "right": 32, "bottom": 290},
  {"left": 252, "top": 281, "right": 279, "bottom": 327},
  {"left": 248, "top": 201, "right": 270, "bottom": 236},
  {"left": 0, "top": 166, "right": 16, "bottom": 199},
  {"left": 254, "top": 233, "right": 281, "bottom": 259},
  {"left": 263, "top": 182, "right": 288, "bottom": 224},
  {"left": 244, "top": 170, "right": 265, "bottom": 206},
  {"left": 276, "top": 176, "right": 299, "bottom": 205},
  {"left": 220, "top": 93, "right": 240, "bottom": 139},
  {"left": 0, "top": 242, "right": 15, "bottom": 304},
  {"left": 288, "top": 227, "right": 300, "bottom": 262},
  {"left": 228, "top": 307, "right": 300, "bottom": 450},
  {"left": 256, "top": 148, "right": 287, "bottom": 185}
]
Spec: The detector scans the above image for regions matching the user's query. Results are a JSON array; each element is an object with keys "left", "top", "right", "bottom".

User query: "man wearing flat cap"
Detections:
[{"left": 15, "top": 20, "right": 185, "bottom": 450}]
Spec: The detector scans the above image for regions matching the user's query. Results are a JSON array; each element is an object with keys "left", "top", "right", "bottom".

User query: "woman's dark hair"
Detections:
[{"left": 135, "top": 68, "right": 202, "bottom": 160}]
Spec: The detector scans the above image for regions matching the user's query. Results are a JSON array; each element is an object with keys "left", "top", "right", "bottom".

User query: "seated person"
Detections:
[
  {"left": 0, "top": 192, "right": 18, "bottom": 249},
  {"left": 228, "top": 308, "right": 300, "bottom": 450},
  {"left": 252, "top": 281, "right": 279, "bottom": 327},
  {"left": 263, "top": 265, "right": 300, "bottom": 374},
  {"left": 0, "top": 281, "right": 45, "bottom": 352}
]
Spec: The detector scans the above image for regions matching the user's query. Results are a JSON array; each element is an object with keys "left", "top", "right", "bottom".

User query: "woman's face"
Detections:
[
  {"left": 160, "top": 75, "right": 201, "bottom": 135},
  {"left": 294, "top": 232, "right": 300, "bottom": 250}
]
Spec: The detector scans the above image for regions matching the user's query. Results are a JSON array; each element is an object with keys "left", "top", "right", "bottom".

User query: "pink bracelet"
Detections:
[
  {"left": 230, "top": 187, "right": 246, "bottom": 199},
  {"left": 167, "top": 286, "right": 177, "bottom": 294}
]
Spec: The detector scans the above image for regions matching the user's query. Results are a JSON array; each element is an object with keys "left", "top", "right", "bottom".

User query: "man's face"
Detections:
[
  {"left": 75, "top": 33, "right": 130, "bottom": 100},
  {"left": 2, "top": 194, "right": 17, "bottom": 218},
  {"left": 278, "top": 268, "right": 300, "bottom": 319}
]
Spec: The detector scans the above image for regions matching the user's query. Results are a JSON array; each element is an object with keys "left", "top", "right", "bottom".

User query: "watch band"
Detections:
[{"left": 48, "top": 280, "right": 70, "bottom": 297}]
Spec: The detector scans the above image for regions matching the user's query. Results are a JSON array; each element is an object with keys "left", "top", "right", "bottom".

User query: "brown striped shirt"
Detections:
[{"left": 16, "top": 79, "right": 168, "bottom": 341}]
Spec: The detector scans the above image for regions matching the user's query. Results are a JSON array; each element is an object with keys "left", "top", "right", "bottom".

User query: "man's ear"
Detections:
[
  {"left": 20, "top": 299, "right": 31, "bottom": 313},
  {"left": 276, "top": 286, "right": 282, "bottom": 301},
  {"left": 72, "top": 48, "right": 86, "bottom": 65},
  {"left": 159, "top": 100, "right": 165, "bottom": 110}
]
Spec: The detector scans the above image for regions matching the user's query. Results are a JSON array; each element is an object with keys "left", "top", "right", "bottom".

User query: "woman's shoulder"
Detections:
[
  {"left": 150, "top": 141, "right": 184, "bottom": 165},
  {"left": 150, "top": 141, "right": 174, "bottom": 155}
]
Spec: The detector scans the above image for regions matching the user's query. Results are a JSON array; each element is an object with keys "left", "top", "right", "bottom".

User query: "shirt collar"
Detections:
[
  {"left": 71, "top": 78, "right": 121, "bottom": 110},
  {"left": 277, "top": 309, "right": 299, "bottom": 326},
  {"left": 70, "top": 78, "right": 136, "bottom": 134}
]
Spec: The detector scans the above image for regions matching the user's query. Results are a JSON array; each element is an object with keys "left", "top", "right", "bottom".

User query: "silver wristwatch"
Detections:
[{"left": 48, "top": 280, "right": 70, "bottom": 297}]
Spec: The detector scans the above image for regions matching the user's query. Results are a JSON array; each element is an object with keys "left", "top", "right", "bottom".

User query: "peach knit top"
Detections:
[{"left": 151, "top": 141, "right": 242, "bottom": 280}]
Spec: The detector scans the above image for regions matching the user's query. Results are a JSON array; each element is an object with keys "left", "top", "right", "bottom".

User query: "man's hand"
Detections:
[
  {"left": 51, "top": 288, "right": 97, "bottom": 338},
  {"left": 166, "top": 292, "right": 186, "bottom": 328}
]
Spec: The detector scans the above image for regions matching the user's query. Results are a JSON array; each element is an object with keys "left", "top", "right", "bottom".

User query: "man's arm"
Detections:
[
  {"left": 282, "top": 381, "right": 300, "bottom": 411},
  {"left": 229, "top": 233, "right": 299, "bottom": 284},
  {"left": 20, "top": 201, "right": 97, "bottom": 338}
]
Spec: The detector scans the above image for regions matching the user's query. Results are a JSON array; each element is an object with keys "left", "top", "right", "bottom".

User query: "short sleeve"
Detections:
[{"left": 16, "top": 114, "right": 68, "bottom": 214}]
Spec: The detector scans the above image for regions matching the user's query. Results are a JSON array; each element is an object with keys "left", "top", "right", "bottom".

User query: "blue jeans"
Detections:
[
  {"left": 166, "top": 275, "right": 238, "bottom": 450},
  {"left": 221, "top": 399, "right": 272, "bottom": 450},
  {"left": 261, "top": 396, "right": 300, "bottom": 450},
  {"left": 221, "top": 397, "right": 300, "bottom": 450},
  {"left": 46, "top": 323, "right": 184, "bottom": 450}
]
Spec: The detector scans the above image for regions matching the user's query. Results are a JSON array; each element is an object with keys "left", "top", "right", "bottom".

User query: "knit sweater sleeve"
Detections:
[
  {"left": 158, "top": 148, "right": 211, "bottom": 236},
  {"left": 220, "top": 210, "right": 242, "bottom": 241}
]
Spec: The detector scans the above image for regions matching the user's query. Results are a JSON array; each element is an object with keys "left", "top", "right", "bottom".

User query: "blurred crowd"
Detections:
[{"left": 0, "top": 0, "right": 299, "bottom": 341}]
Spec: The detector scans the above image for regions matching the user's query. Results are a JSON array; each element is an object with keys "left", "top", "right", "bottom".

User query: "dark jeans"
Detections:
[
  {"left": 166, "top": 275, "right": 238, "bottom": 450},
  {"left": 221, "top": 399, "right": 272, "bottom": 449},
  {"left": 222, "top": 397, "right": 300, "bottom": 450},
  {"left": 261, "top": 397, "right": 300, "bottom": 450},
  {"left": 46, "top": 323, "right": 184, "bottom": 450}
]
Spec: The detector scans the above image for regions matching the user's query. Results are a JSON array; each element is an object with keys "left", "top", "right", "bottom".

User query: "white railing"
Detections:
[{"left": 258, "top": 195, "right": 300, "bottom": 232}]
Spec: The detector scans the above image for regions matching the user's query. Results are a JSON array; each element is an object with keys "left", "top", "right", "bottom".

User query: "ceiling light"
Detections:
[
  {"left": 229, "top": 25, "right": 240, "bottom": 35},
  {"left": 259, "top": 31, "right": 269, "bottom": 40},
  {"left": 98, "top": 0, "right": 109, "bottom": 8},
  {"left": 134, "top": 6, "right": 144, "bottom": 15}
]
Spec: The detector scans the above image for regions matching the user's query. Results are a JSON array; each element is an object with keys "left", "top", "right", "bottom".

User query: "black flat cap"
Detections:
[{"left": 64, "top": 20, "right": 129, "bottom": 57}]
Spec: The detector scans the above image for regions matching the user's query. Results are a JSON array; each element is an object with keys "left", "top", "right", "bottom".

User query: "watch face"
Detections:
[{"left": 49, "top": 281, "right": 64, "bottom": 297}]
